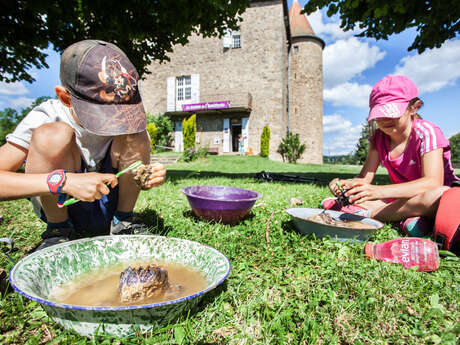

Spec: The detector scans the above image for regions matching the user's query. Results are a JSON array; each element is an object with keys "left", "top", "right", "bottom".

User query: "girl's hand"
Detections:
[
  {"left": 63, "top": 172, "right": 118, "bottom": 202},
  {"left": 328, "top": 178, "right": 349, "bottom": 197},
  {"left": 141, "top": 163, "right": 166, "bottom": 189},
  {"left": 344, "top": 181, "right": 383, "bottom": 205}
]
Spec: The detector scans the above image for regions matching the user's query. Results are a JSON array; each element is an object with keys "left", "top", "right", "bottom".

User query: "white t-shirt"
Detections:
[{"left": 6, "top": 99, "right": 113, "bottom": 171}]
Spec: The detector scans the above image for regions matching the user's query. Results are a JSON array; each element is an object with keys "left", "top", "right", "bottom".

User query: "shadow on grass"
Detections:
[
  {"left": 136, "top": 208, "right": 174, "bottom": 236},
  {"left": 167, "top": 170, "right": 391, "bottom": 186},
  {"left": 181, "top": 210, "right": 256, "bottom": 226}
]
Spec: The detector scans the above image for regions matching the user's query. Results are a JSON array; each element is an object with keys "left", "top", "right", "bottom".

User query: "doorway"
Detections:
[{"left": 231, "top": 118, "right": 242, "bottom": 152}]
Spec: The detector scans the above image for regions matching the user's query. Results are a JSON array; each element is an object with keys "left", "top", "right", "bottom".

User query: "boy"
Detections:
[{"left": 0, "top": 40, "right": 166, "bottom": 250}]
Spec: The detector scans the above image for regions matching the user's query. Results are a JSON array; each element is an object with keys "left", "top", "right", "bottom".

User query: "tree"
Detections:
[
  {"left": 182, "top": 114, "right": 196, "bottom": 150},
  {"left": 1, "top": 0, "right": 249, "bottom": 83},
  {"left": 354, "top": 122, "right": 371, "bottom": 164},
  {"left": 302, "top": 0, "right": 460, "bottom": 54},
  {"left": 277, "top": 132, "right": 306, "bottom": 164},
  {"left": 146, "top": 113, "right": 174, "bottom": 152},
  {"left": 450, "top": 132, "right": 460, "bottom": 165},
  {"left": 0, "top": 96, "right": 51, "bottom": 145},
  {"left": 260, "top": 125, "right": 270, "bottom": 157}
]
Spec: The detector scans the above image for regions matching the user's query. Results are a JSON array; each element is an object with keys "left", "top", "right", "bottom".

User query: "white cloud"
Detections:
[
  {"left": 394, "top": 39, "right": 460, "bottom": 94},
  {"left": 9, "top": 97, "right": 34, "bottom": 109},
  {"left": 308, "top": 10, "right": 358, "bottom": 41},
  {"left": 323, "top": 114, "right": 363, "bottom": 155},
  {"left": 323, "top": 37, "right": 386, "bottom": 88},
  {"left": 324, "top": 82, "right": 372, "bottom": 108},
  {"left": 0, "top": 81, "right": 29, "bottom": 95}
]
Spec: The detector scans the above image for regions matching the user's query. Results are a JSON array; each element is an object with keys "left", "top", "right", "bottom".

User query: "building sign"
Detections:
[{"left": 182, "top": 101, "right": 230, "bottom": 112}]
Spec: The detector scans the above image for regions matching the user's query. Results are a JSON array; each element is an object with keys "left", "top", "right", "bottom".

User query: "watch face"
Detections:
[{"left": 49, "top": 173, "right": 62, "bottom": 184}]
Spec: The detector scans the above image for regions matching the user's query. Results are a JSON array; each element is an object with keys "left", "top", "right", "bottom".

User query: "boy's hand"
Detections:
[
  {"left": 141, "top": 163, "right": 166, "bottom": 189},
  {"left": 62, "top": 172, "right": 118, "bottom": 202}
]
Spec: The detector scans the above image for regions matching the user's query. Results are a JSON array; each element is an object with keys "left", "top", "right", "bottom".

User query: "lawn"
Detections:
[{"left": 0, "top": 155, "right": 458, "bottom": 344}]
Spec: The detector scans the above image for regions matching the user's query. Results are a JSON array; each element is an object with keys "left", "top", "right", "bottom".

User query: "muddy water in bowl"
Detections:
[
  {"left": 49, "top": 260, "right": 208, "bottom": 307},
  {"left": 307, "top": 212, "right": 374, "bottom": 230}
]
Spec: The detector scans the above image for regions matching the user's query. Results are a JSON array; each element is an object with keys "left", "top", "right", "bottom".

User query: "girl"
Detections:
[{"left": 322, "top": 75, "right": 460, "bottom": 236}]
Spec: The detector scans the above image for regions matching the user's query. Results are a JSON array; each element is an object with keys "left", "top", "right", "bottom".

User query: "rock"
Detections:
[{"left": 289, "top": 197, "right": 304, "bottom": 206}]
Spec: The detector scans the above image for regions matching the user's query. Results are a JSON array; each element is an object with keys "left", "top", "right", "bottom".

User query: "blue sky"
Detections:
[{"left": 1, "top": 0, "right": 459, "bottom": 156}]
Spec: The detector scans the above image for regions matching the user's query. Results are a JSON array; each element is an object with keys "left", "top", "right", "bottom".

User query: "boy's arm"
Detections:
[
  {"left": 0, "top": 142, "right": 51, "bottom": 200},
  {"left": 0, "top": 142, "right": 119, "bottom": 201}
]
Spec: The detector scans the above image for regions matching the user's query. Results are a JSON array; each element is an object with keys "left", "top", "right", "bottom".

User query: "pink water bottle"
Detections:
[{"left": 365, "top": 238, "right": 440, "bottom": 272}]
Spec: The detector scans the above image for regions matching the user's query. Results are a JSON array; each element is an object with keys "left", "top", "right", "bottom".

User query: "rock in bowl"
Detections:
[
  {"left": 9, "top": 235, "right": 230, "bottom": 338},
  {"left": 286, "top": 208, "right": 384, "bottom": 242},
  {"left": 182, "top": 185, "right": 261, "bottom": 224}
]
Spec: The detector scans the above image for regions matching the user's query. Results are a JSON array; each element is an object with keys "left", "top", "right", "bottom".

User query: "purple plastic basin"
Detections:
[{"left": 182, "top": 185, "right": 261, "bottom": 224}]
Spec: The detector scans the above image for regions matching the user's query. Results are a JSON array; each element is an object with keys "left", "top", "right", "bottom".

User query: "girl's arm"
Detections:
[
  {"left": 347, "top": 148, "right": 444, "bottom": 203},
  {"left": 329, "top": 142, "right": 380, "bottom": 196},
  {"left": 354, "top": 141, "right": 380, "bottom": 184}
]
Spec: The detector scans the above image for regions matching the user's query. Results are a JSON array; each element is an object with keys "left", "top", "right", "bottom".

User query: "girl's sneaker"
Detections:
[
  {"left": 399, "top": 217, "right": 433, "bottom": 237},
  {"left": 320, "top": 197, "right": 371, "bottom": 217}
]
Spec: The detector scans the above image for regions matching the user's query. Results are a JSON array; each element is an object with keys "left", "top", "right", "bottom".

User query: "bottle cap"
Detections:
[{"left": 364, "top": 243, "right": 375, "bottom": 259}]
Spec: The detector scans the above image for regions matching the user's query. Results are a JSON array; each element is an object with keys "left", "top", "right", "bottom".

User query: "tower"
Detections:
[{"left": 288, "top": 0, "right": 325, "bottom": 164}]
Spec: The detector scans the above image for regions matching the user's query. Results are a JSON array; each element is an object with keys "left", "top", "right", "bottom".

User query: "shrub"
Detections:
[
  {"left": 450, "top": 132, "right": 460, "bottom": 164},
  {"left": 260, "top": 125, "right": 270, "bottom": 157},
  {"left": 183, "top": 114, "right": 196, "bottom": 150},
  {"left": 146, "top": 123, "right": 157, "bottom": 150},
  {"left": 277, "top": 131, "right": 306, "bottom": 163},
  {"left": 181, "top": 146, "right": 209, "bottom": 162},
  {"left": 146, "top": 113, "right": 174, "bottom": 152}
]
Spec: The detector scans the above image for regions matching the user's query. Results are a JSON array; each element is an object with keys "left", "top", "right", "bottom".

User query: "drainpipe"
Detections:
[{"left": 287, "top": 47, "right": 291, "bottom": 133}]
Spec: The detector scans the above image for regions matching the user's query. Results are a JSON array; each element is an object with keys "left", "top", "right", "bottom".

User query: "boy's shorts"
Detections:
[{"left": 30, "top": 151, "right": 119, "bottom": 237}]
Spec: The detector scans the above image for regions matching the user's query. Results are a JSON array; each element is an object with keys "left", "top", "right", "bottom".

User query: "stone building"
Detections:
[{"left": 140, "top": 0, "right": 324, "bottom": 163}]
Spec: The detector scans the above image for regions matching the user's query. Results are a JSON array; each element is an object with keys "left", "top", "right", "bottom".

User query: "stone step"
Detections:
[{"left": 150, "top": 155, "right": 180, "bottom": 165}]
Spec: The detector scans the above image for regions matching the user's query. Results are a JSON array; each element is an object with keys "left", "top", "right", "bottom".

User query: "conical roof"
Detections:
[{"left": 289, "top": 0, "right": 315, "bottom": 36}]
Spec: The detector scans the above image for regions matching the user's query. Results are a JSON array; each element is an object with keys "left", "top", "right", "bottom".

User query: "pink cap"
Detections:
[{"left": 368, "top": 75, "right": 418, "bottom": 121}]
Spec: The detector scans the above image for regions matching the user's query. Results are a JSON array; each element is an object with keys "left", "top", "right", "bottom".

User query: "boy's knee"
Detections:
[
  {"left": 112, "top": 131, "right": 150, "bottom": 153},
  {"left": 30, "top": 122, "right": 76, "bottom": 156}
]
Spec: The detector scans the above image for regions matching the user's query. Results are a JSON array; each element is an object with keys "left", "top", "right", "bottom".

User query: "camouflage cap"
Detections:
[{"left": 60, "top": 40, "right": 146, "bottom": 136}]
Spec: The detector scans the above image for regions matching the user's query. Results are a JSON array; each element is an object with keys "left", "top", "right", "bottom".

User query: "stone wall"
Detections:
[{"left": 289, "top": 36, "right": 323, "bottom": 164}]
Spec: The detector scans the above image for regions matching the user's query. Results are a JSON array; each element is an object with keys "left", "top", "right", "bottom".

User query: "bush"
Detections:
[
  {"left": 260, "top": 125, "right": 270, "bottom": 157},
  {"left": 146, "top": 123, "right": 157, "bottom": 150},
  {"left": 277, "top": 132, "right": 306, "bottom": 163},
  {"left": 146, "top": 113, "right": 174, "bottom": 152},
  {"left": 183, "top": 114, "right": 196, "bottom": 150},
  {"left": 181, "top": 146, "right": 209, "bottom": 162}
]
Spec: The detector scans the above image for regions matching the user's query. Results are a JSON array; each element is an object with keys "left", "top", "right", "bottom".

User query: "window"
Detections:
[
  {"left": 223, "top": 28, "right": 242, "bottom": 49},
  {"left": 233, "top": 34, "right": 241, "bottom": 49},
  {"left": 176, "top": 75, "right": 191, "bottom": 102}
]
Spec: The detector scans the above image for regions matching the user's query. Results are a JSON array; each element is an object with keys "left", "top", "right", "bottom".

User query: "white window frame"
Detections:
[
  {"left": 176, "top": 75, "right": 192, "bottom": 110},
  {"left": 223, "top": 28, "right": 242, "bottom": 49}
]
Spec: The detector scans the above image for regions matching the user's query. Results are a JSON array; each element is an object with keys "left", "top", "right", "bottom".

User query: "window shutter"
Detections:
[
  {"left": 191, "top": 74, "right": 200, "bottom": 103},
  {"left": 223, "top": 29, "right": 232, "bottom": 48},
  {"left": 167, "top": 77, "right": 175, "bottom": 112}
]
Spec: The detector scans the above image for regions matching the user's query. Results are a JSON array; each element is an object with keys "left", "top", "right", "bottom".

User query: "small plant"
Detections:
[
  {"left": 277, "top": 131, "right": 306, "bottom": 163},
  {"left": 181, "top": 146, "right": 209, "bottom": 162},
  {"left": 146, "top": 123, "right": 157, "bottom": 151},
  {"left": 183, "top": 114, "right": 196, "bottom": 150},
  {"left": 260, "top": 125, "right": 270, "bottom": 157}
]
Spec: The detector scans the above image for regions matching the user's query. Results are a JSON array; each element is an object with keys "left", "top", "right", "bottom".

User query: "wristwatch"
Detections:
[
  {"left": 47, "top": 169, "right": 68, "bottom": 207},
  {"left": 47, "top": 169, "right": 67, "bottom": 195}
]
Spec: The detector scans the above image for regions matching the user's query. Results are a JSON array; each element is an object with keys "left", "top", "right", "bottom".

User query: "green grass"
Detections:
[{"left": 1, "top": 155, "right": 459, "bottom": 344}]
